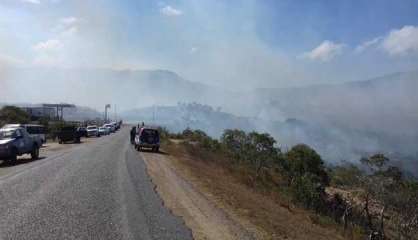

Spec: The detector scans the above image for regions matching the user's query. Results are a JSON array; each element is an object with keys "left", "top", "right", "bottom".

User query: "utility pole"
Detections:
[
  {"left": 104, "top": 104, "right": 111, "bottom": 123},
  {"left": 114, "top": 104, "right": 117, "bottom": 121}
]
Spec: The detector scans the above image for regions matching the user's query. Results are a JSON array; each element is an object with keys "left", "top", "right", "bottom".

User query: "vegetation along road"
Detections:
[{"left": 0, "top": 127, "right": 193, "bottom": 240}]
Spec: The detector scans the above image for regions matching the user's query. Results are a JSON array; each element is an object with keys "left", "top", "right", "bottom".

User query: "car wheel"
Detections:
[
  {"left": 31, "top": 145, "right": 39, "bottom": 160},
  {"left": 155, "top": 147, "right": 159, "bottom": 153}
]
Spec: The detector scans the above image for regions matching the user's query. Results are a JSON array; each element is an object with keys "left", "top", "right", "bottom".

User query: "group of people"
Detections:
[{"left": 130, "top": 122, "right": 144, "bottom": 144}]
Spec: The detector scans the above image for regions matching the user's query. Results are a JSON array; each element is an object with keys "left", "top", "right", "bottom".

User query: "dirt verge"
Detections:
[
  {"left": 141, "top": 150, "right": 262, "bottom": 240},
  {"left": 141, "top": 143, "right": 347, "bottom": 240}
]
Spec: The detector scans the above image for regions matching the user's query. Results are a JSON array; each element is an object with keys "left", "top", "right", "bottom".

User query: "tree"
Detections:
[
  {"left": 285, "top": 144, "right": 330, "bottom": 186},
  {"left": 247, "top": 132, "right": 279, "bottom": 177},
  {"left": 292, "top": 173, "right": 327, "bottom": 211},
  {"left": 221, "top": 129, "right": 249, "bottom": 163},
  {"left": 331, "top": 163, "right": 363, "bottom": 187},
  {"left": 0, "top": 106, "right": 30, "bottom": 127},
  {"left": 283, "top": 144, "right": 330, "bottom": 212},
  {"left": 358, "top": 154, "right": 417, "bottom": 239}
]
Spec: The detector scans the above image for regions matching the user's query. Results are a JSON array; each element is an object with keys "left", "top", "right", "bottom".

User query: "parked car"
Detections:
[
  {"left": 3, "top": 124, "right": 45, "bottom": 145},
  {"left": 0, "top": 126, "right": 41, "bottom": 162},
  {"left": 104, "top": 125, "right": 112, "bottom": 133},
  {"left": 77, "top": 127, "right": 88, "bottom": 138},
  {"left": 57, "top": 126, "right": 81, "bottom": 144},
  {"left": 86, "top": 125, "right": 99, "bottom": 137},
  {"left": 111, "top": 122, "right": 117, "bottom": 131},
  {"left": 134, "top": 127, "right": 160, "bottom": 152},
  {"left": 103, "top": 126, "right": 111, "bottom": 135},
  {"left": 104, "top": 124, "right": 115, "bottom": 133},
  {"left": 98, "top": 127, "right": 108, "bottom": 136}
]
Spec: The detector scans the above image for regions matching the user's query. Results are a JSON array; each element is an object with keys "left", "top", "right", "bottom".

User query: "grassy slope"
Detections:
[{"left": 164, "top": 140, "right": 362, "bottom": 240}]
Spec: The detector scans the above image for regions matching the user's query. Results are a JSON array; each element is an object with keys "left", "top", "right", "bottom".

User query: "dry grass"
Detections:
[{"left": 165, "top": 140, "right": 360, "bottom": 240}]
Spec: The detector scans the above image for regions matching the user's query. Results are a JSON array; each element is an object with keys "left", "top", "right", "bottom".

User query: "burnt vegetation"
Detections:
[{"left": 161, "top": 127, "right": 418, "bottom": 239}]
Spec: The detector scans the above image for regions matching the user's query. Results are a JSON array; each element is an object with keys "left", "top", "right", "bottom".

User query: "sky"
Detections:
[{"left": 1, "top": 0, "right": 418, "bottom": 89}]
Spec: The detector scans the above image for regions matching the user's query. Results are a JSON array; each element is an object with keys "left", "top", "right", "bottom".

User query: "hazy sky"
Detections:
[{"left": 1, "top": 0, "right": 418, "bottom": 89}]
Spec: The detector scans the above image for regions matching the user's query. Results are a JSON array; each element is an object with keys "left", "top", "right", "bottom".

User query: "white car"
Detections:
[
  {"left": 86, "top": 125, "right": 99, "bottom": 137},
  {"left": 99, "top": 127, "right": 108, "bottom": 136},
  {"left": 104, "top": 124, "right": 115, "bottom": 133}
]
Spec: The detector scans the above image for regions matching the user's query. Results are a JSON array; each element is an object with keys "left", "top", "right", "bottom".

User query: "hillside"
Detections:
[
  {"left": 122, "top": 103, "right": 255, "bottom": 137},
  {"left": 4, "top": 68, "right": 417, "bottom": 136},
  {"left": 2, "top": 68, "right": 231, "bottom": 111}
]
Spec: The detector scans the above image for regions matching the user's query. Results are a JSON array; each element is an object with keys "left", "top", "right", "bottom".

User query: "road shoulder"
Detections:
[{"left": 140, "top": 150, "right": 263, "bottom": 240}]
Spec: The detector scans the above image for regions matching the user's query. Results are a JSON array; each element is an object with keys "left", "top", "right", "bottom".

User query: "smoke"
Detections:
[{"left": 1, "top": 1, "right": 418, "bottom": 175}]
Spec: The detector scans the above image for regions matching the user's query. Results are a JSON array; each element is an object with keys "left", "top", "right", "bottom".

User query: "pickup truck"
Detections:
[{"left": 0, "top": 126, "right": 41, "bottom": 162}]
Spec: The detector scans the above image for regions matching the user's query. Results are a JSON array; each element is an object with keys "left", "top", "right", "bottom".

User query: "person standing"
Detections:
[{"left": 130, "top": 126, "right": 136, "bottom": 144}]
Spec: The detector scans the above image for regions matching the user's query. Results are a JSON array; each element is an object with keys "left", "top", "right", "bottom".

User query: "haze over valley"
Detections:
[{"left": 2, "top": 67, "right": 418, "bottom": 175}]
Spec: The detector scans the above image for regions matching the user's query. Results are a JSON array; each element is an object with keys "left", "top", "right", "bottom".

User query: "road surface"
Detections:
[{"left": 0, "top": 127, "right": 193, "bottom": 240}]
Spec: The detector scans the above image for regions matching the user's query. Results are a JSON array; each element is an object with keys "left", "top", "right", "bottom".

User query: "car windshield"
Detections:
[
  {"left": 87, "top": 127, "right": 96, "bottom": 130},
  {"left": 0, "top": 130, "right": 16, "bottom": 140}
]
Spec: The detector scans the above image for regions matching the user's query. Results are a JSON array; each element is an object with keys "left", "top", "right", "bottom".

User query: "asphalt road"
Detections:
[{"left": 0, "top": 127, "right": 193, "bottom": 240}]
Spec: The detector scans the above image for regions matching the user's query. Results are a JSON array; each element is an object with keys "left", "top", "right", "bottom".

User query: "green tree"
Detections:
[
  {"left": 284, "top": 144, "right": 330, "bottom": 211},
  {"left": 0, "top": 106, "right": 30, "bottom": 127},
  {"left": 221, "top": 129, "right": 249, "bottom": 163},
  {"left": 285, "top": 144, "right": 330, "bottom": 186},
  {"left": 247, "top": 132, "right": 279, "bottom": 177}
]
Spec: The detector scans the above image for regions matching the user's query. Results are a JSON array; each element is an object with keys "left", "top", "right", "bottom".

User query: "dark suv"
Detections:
[
  {"left": 57, "top": 126, "right": 81, "bottom": 144},
  {"left": 134, "top": 127, "right": 160, "bottom": 152}
]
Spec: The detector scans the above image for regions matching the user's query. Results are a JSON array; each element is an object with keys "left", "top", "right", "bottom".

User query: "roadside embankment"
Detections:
[{"left": 140, "top": 141, "right": 347, "bottom": 240}]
